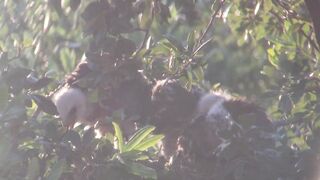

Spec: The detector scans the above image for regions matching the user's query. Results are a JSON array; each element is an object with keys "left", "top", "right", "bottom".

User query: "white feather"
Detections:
[
  {"left": 197, "top": 92, "right": 233, "bottom": 131},
  {"left": 197, "top": 93, "right": 225, "bottom": 114},
  {"left": 53, "top": 86, "right": 88, "bottom": 124}
]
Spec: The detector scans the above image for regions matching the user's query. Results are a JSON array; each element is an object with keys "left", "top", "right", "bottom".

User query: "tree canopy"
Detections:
[{"left": 0, "top": 0, "right": 319, "bottom": 179}]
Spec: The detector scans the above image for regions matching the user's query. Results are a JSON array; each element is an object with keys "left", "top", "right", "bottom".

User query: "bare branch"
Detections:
[{"left": 197, "top": 0, "right": 226, "bottom": 46}]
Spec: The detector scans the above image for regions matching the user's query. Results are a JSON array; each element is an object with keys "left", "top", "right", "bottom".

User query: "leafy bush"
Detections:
[{"left": 0, "top": 0, "right": 319, "bottom": 179}]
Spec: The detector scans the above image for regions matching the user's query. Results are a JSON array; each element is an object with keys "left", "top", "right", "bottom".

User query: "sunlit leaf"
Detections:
[
  {"left": 267, "top": 48, "right": 279, "bottom": 69},
  {"left": 125, "top": 125, "right": 155, "bottom": 151},
  {"left": 43, "top": 11, "right": 51, "bottom": 32},
  {"left": 134, "top": 135, "right": 164, "bottom": 151},
  {"left": 113, "top": 122, "right": 124, "bottom": 153},
  {"left": 222, "top": 4, "right": 233, "bottom": 23},
  {"left": 254, "top": 1, "right": 261, "bottom": 15}
]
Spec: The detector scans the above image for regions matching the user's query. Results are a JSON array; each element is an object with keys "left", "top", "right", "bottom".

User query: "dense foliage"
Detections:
[{"left": 0, "top": 0, "right": 319, "bottom": 179}]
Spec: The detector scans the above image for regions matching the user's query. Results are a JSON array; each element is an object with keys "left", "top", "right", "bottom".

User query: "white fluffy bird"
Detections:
[
  {"left": 53, "top": 86, "right": 89, "bottom": 128},
  {"left": 197, "top": 92, "right": 234, "bottom": 132}
]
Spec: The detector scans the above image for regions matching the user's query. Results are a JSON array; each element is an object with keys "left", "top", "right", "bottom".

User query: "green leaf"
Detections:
[
  {"left": 60, "top": 48, "right": 76, "bottom": 73},
  {"left": 43, "top": 11, "right": 51, "bottom": 32},
  {"left": 46, "top": 159, "right": 66, "bottom": 180},
  {"left": 139, "top": 0, "right": 153, "bottom": 29},
  {"left": 192, "top": 66, "right": 204, "bottom": 81},
  {"left": 151, "top": 42, "right": 170, "bottom": 55},
  {"left": 113, "top": 122, "right": 124, "bottom": 153},
  {"left": 255, "top": 25, "right": 266, "bottom": 40},
  {"left": 125, "top": 125, "right": 156, "bottom": 151},
  {"left": 187, "top": 31, "right": 195, "bottom": 53},
  {"left": 254, "top": 1, "right": 261, "bottom": 15},
  {"left": 160, "top": 40, "right": 178, "bottom": 52},
  {"left": 284, "top": 21, "right": 291, "bottom": 32},
  {"left": 134, "top": 135, "right": 164, "bottom": 151},
  {"left": 267, "top": 48, "right": 279, "bottom": 69},
  {"left": 23, "top": 32, "right": 33, "bottom": 47},
  {"left": 187, "top": 70, "right": 193, "bottom": 82},
  {"left": 118, "top": 150, "right": 148, "bottom": 161},
  {"left": 261, "top": 65, "right": 277, "bottom": 76},
  {"left": 278, "top": 94, "right": 293, "bottom": 114},
  {"left": 222, "top": 4, "right": 232, "bottom": 22},
  {"left": 124, "top": 162, "right": 157, "bottom": 179},
  {"left": 163, "top": 35, "right": 185, "bottom": 53}
]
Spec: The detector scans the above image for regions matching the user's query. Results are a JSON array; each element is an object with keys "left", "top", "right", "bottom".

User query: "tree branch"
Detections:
[
  {"left": 299, "top": 24, "right": 320, "bottom": 52},
  {"left": 197, "top": 0, "right": 226, "bottom": 46},
  {"left": 134, "top": 2, "right": 155, "bottom": 57},
  {"left": 304, "top": 0, "right": 320, "bottom": 48},
  {"left": 171, "top": 0, "right": 226, "bottom": 79}
]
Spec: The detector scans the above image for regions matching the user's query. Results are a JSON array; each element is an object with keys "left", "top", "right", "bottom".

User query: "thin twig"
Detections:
[
  {"left": 269, "top": 10, "right": 284, "bottom": 24},
  {"left": 134, "top": 2, "right": 155, "bottom": 57},
  {"left": 197, "top": 0, "right": 226, "bottom": 46},
  {"left": 134, "top": 30, "right": 150, "bottom": 57},
  {"left": 171, "top": 0, "right": 226, "bottom": 79},
  {"left": 170, "top": 38, "right": 213, "bottom": 79},
  {"left": 192, "top": 37, "right": 214, "bottom": 57},
  {"left": 299, "top": 25, "right": 320, "bottom": 52}
]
